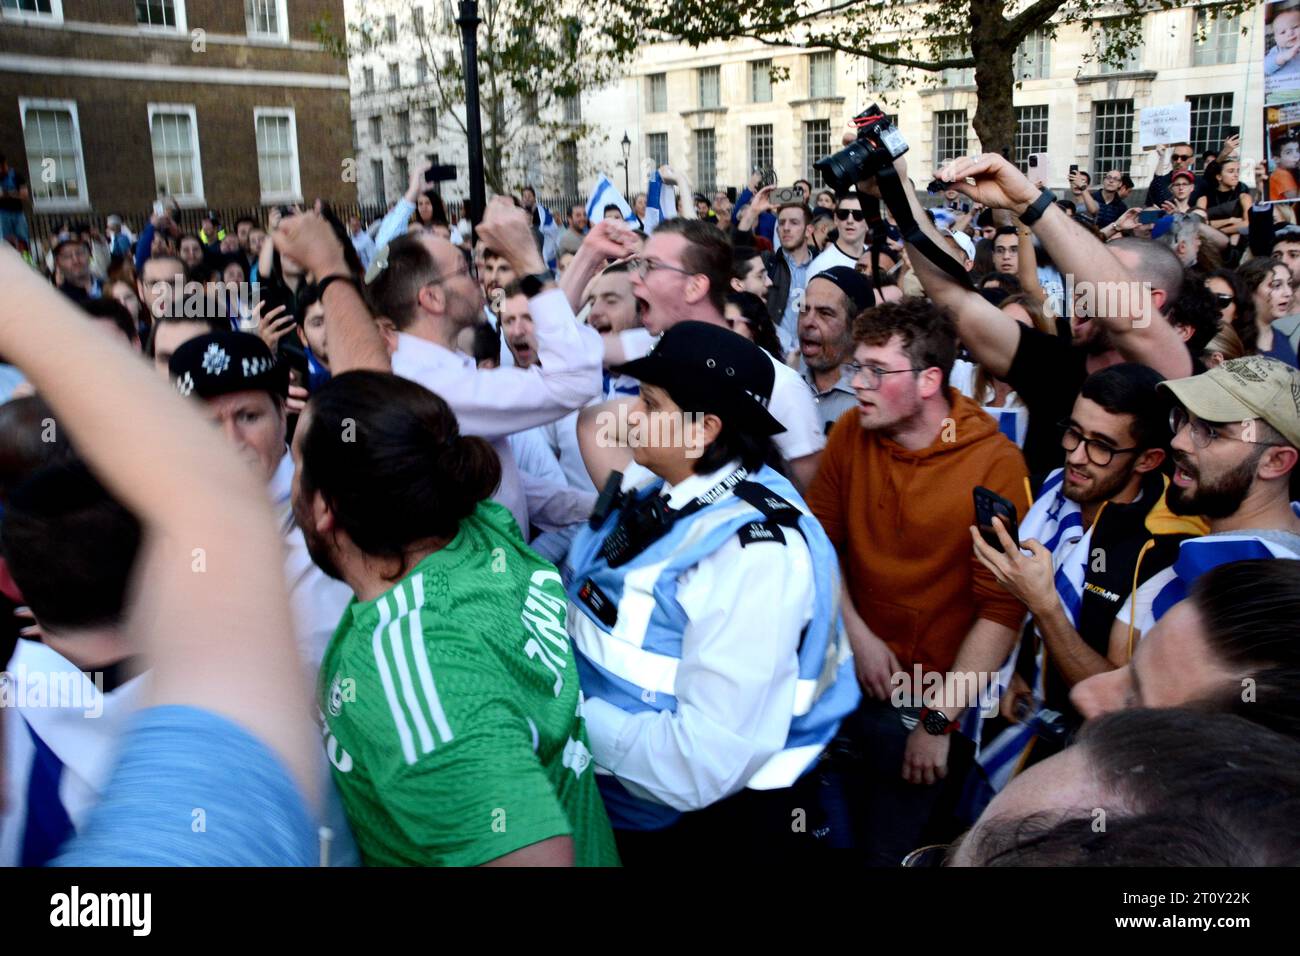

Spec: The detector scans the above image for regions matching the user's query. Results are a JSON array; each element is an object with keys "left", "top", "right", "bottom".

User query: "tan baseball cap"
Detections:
[{"left": 1159, "top": 356, "right": 1300, "bottom": 448}]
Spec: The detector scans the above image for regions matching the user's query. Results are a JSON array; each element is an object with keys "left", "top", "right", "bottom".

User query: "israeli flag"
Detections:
[
  {"left": 586, "top": 175, "right": 639, "bottom": 226},
  {"left": 643, "top": 171, "right": 677, "bottom": 234},
  {"left": 538, "top": 203, "right": 560, "bottom": 271}
]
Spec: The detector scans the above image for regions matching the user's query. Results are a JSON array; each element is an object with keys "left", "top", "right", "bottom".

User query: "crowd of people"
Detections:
[{"left": 0, "top": 122, "right": 1298, "bottom": 868}]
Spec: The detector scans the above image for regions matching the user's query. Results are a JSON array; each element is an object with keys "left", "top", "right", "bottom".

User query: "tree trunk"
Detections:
[{"left": 969, "top": 0, "right": 1016, "bottom": 160}]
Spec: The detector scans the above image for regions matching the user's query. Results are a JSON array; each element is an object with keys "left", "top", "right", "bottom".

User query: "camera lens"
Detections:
[{"left": 814, "top": 141, "right": 873, "bottom": 192}]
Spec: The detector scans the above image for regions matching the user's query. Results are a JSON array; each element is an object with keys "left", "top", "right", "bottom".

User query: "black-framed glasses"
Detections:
[
  {"left": 848, "top": 362, "right": 925, "bottom": 390},
  {"left": 835, "top": 208, "right": 867, "bottom": 222},
  {"left": 1169, "top": 407, "right": 1285, "bottom": 450},
  {"left": 630, "top": 257, "right": 693, "bottom": 278},
  {"left": 1058, "top": 420, "right": 1141, "bottom": 466}
]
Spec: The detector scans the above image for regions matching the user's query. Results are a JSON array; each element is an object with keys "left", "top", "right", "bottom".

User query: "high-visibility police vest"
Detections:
[{"left": 565, "top": 464, "right": 859, "bottom": 831}]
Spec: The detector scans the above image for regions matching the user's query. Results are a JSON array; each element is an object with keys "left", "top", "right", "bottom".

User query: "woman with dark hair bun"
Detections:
[{"left": 293, "top": 370, "right": 620, "bottom": 867}]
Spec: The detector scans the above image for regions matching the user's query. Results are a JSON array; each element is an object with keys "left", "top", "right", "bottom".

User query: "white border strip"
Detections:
[{"left": 0, "top": 53, "right": 348, "bottom": 89}]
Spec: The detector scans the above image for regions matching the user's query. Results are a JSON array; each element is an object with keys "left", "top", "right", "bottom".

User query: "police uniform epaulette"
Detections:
[
  {"left": 732, "top": 481, "right": 803, "bottom": 528},
  {"left": 737, "top": 521, "right": 786, "bottom": 548}
]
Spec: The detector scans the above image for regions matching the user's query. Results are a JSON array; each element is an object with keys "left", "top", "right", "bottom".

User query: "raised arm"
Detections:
[
  {"left": 557, "top": 219, "right": 639, "bottom": 312},
  {"left": 937, "top": 153, "right": 1193, "bottom": 379},
  {"left": 0, "top": 246, "right": 318, "bottom": 803},
  {"left": 274, "top": 211, "right": 391, "bottom": 375}
]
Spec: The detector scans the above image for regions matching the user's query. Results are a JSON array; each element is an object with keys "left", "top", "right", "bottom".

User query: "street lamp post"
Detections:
[
  {"left": 621, "top": 130, "right": 631, "bottom": 198},
  {"left": 457, "top": 0, "right": 486, "bottom": 227}
]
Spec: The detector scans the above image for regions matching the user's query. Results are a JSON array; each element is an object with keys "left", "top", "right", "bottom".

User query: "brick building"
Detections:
[{"left": 0, "top": 0, "right": 354, "bottom": 233}]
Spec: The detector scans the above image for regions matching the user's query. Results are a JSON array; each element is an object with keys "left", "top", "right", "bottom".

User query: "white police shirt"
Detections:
[{"left": 580, "top": 460, "right": 816, "bottom": 812}]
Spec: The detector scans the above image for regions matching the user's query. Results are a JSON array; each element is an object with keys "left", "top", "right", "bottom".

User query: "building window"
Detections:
[
  {"left": 245, "top": 0, "right": 287, "bottom": 41},
  {"left": 1096, "top": 18, "right": 1142, "bottom": 74},
  {"left": 394, "top": 155, "right": 409, "bottom": 192},
  {"left": 413, "top": 6, "right": 425, "bottom": 36},
  {"left": 1014, "top": 105, "right": 1049, "bottom": 173},
  {"left": 1193, "top": 7, "right": 1238, "bottom": 66},
  {"left": 416, "top": 56, "right": 428, "bottom": 84},
  {"left": 868, "top": 44, "right": 900, "bottom": 90},
  {"left": 2, "top": 0, "right": 61, "bottom": 19},
  {"left": 389, "top": 63, "right": 401, "bottom": 88},
  {"left": 1015, "top": 26, "right": 1052, "bottom": 80},
  {"left": 750, "top": 60, "right": 773, "bottom": 103},
  {"left": 384, "top": 14, "right": 397, "bottom": 43},
  {"left": 254, "top": 108, "right": 301, "bottom": 203},
  {"left": 442, "top": 0, "right": 454, "bottom": 27},
  {"left": 563, "top": 94, "right": 581, "bottom": 124},
  {"left": 396, "top": 110, "right": 411, "bottom": 144},
  {"left": 647, "top": 132, "right": 669, "bottom": 170},
  {"left": 808, "top": 52, "right": 835, "bottom": 98},
  {"left": 20, "top": 99, "right": 87, "bottom": 210},
  {"left": 933, "top": 110, "right": 968, "bottom": 167},
  {"left": 698, "top": 67, "right": 721, "bottom": 109},
  {"left": 136, "top": 0, "right": 183, "bottom": 29},
  {"left": 1091, "top": 99, "right": 1135, "bottom": 175},
  {"left": 647, "top": 73, "right": 667, "bottom": 113},
  {"left": 693, "top": 128, "right": 717, "bottom": 194},
  {"left": 364, "top": 67, "right": 375, "bottom": 93},
  {"left": 148, "top": 104, "right": 203, "bottom": 205},
  {"left": 369, "top": 115, "right": 383, "bottom": 145},
  {"left": 748, "top": 124, "right": 774, "bottom": 176},
  {"left": 424, "top": 107, "right": 437, "bottom": 136},
  {"left": 1187, "top": 93, "right": 1234, "bottom": 159},
  {"left": 372, "top": 159, "right": 386, "bottom": 203},
  {"left": 560, "top": 141, "right": 579, "bottom": 197},
  {"left": 937, "top": 39, "right": 975, "bottom": 87},
  {"left": 804, "top": 119, "right": 831, "bottom": 187}
]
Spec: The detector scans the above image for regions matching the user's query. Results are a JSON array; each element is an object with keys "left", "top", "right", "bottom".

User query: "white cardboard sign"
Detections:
[{"left": 1139, "top": 104, "right": 1191, "bottom": 149}]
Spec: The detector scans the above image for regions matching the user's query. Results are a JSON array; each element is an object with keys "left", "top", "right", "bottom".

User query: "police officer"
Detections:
[{"left": 568, "top": 321, "right": 859, "bottom": 862}]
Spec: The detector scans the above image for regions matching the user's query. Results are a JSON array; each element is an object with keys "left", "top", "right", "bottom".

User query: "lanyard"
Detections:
[{"left": 599, "top": 468, "right": 749, "bottom": 568}]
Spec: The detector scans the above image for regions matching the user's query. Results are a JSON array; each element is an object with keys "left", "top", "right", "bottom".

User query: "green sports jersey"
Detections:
[{"left": 318, "top": 500, "right": 620, "bottom": 867}]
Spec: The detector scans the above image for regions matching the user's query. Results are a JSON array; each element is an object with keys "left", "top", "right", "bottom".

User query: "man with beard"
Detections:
[
  {"left": 1110, "top": 356, "right": 1300, "bottom": 649},
  {"left": 797, "top": 267, "right": 873, "bottom": 434},
  {"left": 902, "top": 148, "right": 1201, "bottom": 486},
  {"left": 969, "top": 365, "right": 1207, "bottom": 781}
]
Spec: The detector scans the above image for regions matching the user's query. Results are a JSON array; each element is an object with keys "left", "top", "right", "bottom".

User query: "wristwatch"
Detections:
[
  {"left": 519, "top": 270, "right": 555, "bottom": 298},
  {"left": 919, "top": 707, "right": 960, "bottom": 736},
  {"left": 1018, "top": 187, "right": 1057, "bottom": 227}
]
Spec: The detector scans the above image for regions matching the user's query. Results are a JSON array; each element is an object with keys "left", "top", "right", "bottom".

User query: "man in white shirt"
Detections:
[
  {"left": 604, "top": 217, "right": 826, "bottom": 489},
  {"left": 807, "top": 192, "right": 868, "bottom": 282},
  {"left": 270, "top": 201, "right": 606, "bottom": 535}
]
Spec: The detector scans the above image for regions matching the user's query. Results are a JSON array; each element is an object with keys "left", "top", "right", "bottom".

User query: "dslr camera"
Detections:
[{"left": 814, "top": 104, "right": 909, "bottom": 191}]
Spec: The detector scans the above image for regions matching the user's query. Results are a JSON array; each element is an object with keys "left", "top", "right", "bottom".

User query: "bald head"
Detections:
[{"left": 1110, "top": 238, "right": 1184, "bottom": 316}]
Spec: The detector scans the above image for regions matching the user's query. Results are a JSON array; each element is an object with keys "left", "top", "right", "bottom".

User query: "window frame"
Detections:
[
  {"left": 1, "top": 0, "right": 63, "bottom": 24},
  {"left": 1186, "top": 92, "right": 1234, "bottom": 160},
  {"left": 252, "top": 106, "right": 302, "bottom": 205},
  {"left": 147, "top": 102, "right": 205, "bottom": 207},
  {"left": 1091, "top": 98, "right": 1136, "bottom": 176},
  {"left": 748, "top": 123, "right": 774, "bottom": 176},
  {"left": 693, "top": 127, "right": 717, "bottom": 194},
  {"left": 1192, "top": 6, "right": 1238, "bottom": 67},
  {"left": 135, "top": 0, "right": 186, "bottom": 33},
  {"left": 808, "top": 51, "right": 835, "bottom": 98},
  {"left": 933, "top": 109, "right": 970, "bottom": 168},
  {"left": 698, "top": 66, "right": 721, "bottom": 109},
  {"left": 750, "top": 59, "right": 773, "bottom": 104},
  {"left": 245, "top": 0, "right": 289, "bottom": 44},
  {"left": 1013, "top": 104, "right": 1050, "bottom": 174},
  {"left": 19, "top": 96, "right": 88, "bottom": 212},
  {"left": 1015, "top": 26, "right": 1052, "bottom": 81},
  {"left": 804, "top": 119, "right": 831, "bottom": 187},
  {"left": 646, "top": 73, "right": 668, "bottom": 114}
]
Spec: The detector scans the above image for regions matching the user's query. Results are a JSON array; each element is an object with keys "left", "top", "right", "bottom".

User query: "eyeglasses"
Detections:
[
  {"left": 1058, "top": 421, "right": 1141, "bottom": 467},
  {"left": 1169, "top": 407, "right": 1284, "bottom": 450},
  {"left": 1212, "top": 292, "right": 1234, "bottom": 309},
  {"left": 847, "top": 362, "right": 925, "bottom": 390},
  {"left": 630, "top": 257, "right": 693, "bottom": 278},
  {"left": 1173, "top": 153, "right": 1193, "bottom": 162},
  {"left": 835, "top": 208, "right": 867, "bottom": 222}
]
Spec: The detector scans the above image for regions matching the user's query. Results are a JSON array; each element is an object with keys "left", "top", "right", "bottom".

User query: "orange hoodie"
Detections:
[{"left": 808, "top": 389, "right": 1030, "bottom": 677}]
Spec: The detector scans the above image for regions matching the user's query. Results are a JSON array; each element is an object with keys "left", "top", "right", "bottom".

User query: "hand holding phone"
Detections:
[{"left": 973, "top": 486, "right": 1019, "bottom": 554}]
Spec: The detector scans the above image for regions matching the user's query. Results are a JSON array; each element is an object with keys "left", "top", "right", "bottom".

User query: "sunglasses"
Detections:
[
  {"left": 1212, "top": 292, "right": 1234, "bottom": 308},
  {"left": 835, "top": 208, "right": 867, "bottom": 222},
  {"left": 1173, "top": 153, "right": 1193, "bottom": 161}
]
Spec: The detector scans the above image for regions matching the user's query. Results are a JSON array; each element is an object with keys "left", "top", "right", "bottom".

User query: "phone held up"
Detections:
[
  {"left": 974, "top": 486, "right": 1020, "bottom": 553},
  {"left": 770, "top": 185, "right": 802, "bottom": 205}
]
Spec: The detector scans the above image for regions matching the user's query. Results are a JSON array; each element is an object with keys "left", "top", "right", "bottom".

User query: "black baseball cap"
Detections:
[
  {"left": 615, "top": 322, "right": 785, "bottom": 436},
  {"left": 810, "top": 266, "right": 875, "bottom": 312}
]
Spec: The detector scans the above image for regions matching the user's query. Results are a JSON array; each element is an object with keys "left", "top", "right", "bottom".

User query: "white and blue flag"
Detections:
[
  {"left": 538, "top": 203, "right": 560, "bottom": 271},
  {"left": 643, "top": 171, "right": 677, "bottom": 234},
  {"left": 586, "top": 175, "right": 639, "bottom": 227}
]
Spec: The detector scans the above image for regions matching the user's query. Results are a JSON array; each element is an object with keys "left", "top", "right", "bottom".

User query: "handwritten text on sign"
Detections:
[{"left": 1139, "top": 104, "right": 1191, "bottom": 149}]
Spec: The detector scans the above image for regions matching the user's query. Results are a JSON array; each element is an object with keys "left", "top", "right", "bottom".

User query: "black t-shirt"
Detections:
[
  {"left": 1004, "top": 325, "right": 1087, "bottom": 488},
  {"left": 1199, "top": 182, "right": 1249, "bottom": 221}
]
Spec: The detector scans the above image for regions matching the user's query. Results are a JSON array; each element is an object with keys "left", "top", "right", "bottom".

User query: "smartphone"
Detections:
[
  {"left": 1069, "top": 164, "right": 1078, "bottom": 176},
  {"left": 1028, "top": 155, "right": 1038, "bottom": 169},
  {"left": 1138, "top": 209, "right": 1163, "bottom": 224},
  {"left": 1028, "top": 153, "right": 1050, "bottom": 178},
  {"left": 974, "top": 486, "right": 1019, "bottom": 553},
  {"left": 771, "top": 185, "right": 802, "bottom": 205}
]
